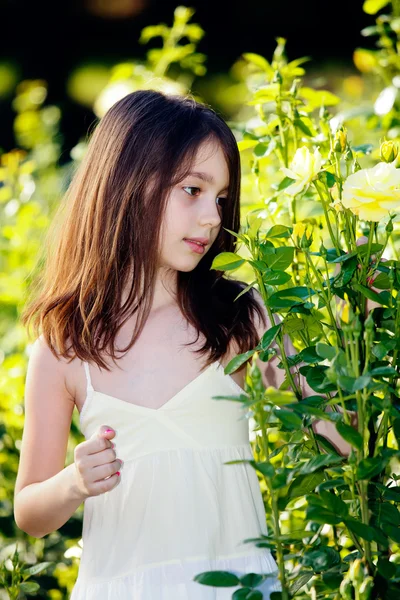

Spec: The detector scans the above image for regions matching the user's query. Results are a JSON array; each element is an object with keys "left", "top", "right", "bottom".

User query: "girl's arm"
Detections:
[
  {"left": 13, "top": 336, "right": 85, "bottom": 539},
  {"left": 252, "top": 290, "right": 355, "bottom": 457}
]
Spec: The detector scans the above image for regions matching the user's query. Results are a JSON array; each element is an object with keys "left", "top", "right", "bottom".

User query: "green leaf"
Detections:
[
  {"left": 223, "top": 227, "right": 248, "bottom": 242},
  {"left": 19, "top": 582, "right": 40, "bottom": 593},
  {"left": 299, "top": 346, "right": 321, "bottom": 363},
  {"left": 238, "top": 139, "right": 259, "bottom": 152},
  {"left": 264, "top": 388, "right": 297, "bottom": 406},
  {"left": 306, "top": 366, "right": 337, "bottom": 393},
  {"left": 268, "top": 286, "right": 316, "bottom": 311},
  {"left": 22, "top": 562, "right": 54, "bottom": 576},
  {"left": 240, "top": 572, "right": 266, "bottom": 587},
  {"left": 370, "top": 366, "right": 397, "bottom": 376},
  {"left": 271, "top": 467, "right": 293, "bottom": 489},
  {"left": 355, "top": 242, "right": 383, "bottom": 257},
  {"left": 274, "top": 408, "right": 303, "bottom": 430},
  {"left": 337, "top": 374, "right": 371, "bottom": 393},
  {"left": 356, "top": 455, "right": 390, "bottom": 480},
  {"left": 306, "top": 505, "right": 342, "bottom": 525},
  {"left": 298, "top": 454, "right": 343, "bottom": 475},
  {"left": 352, "top": 282, "right": 390, "bottom": 306},
  {"left": 273, "top": 286, "right": 315, "bottom": 300},
  {"left": 320, "top": 489, "right": 349, "bottom": 517},
  {"left": 323, "top": 171, "right": 338, "bottom": 188},
  {"left": 330, "top": 251, "right": 357, "bottom": 263},
  {"left": 211, "top": 252, "right": 246, "bottom": 271},
  {"left": 315, "top": 343, "right": 337, "bottom": 361},
  {"left": 224, "top": 350, "right": 256, "bottom": 374},
  {"left": 299, "top": 87, "right": 341, "bottom": 107},
  {"left": 315, "top": 434, "right": 343, "bottom": 455},
  {"left": 254, "top": 142, "right": 270, "bottom": 157},
  {"left": 372, "top": 341, "right": 394, "bottom": 360},
  {"left": 260, "top": 323, "right": 282, "bottom": 350},
  {"left": 242, "top": 52, "right": 274, "bottom": 75},
  {"left": 287, "top": 471, "right": 325, "bottom": 499},
  {"left": 344, "top": 519, "right": 376, "bottom": 541},
  {"left": 294, "top": 118, "right": 314, "bottom": 136},
  {"left": 265, "top": 225, "right": 293, "bottom": 239},
  {"left": 333, "top": 257, "right": 358, "bottom": 287},
  {"left": 291, "top": 402, "right": 329, "bottom": 420},
  {"left": 247, "top": 215, "right": 264, "bottom": 239},
  {"left": 301, "top": 546, "right": 341, "bottom": 572},
  {"left": 289, "top": 572, "right": 314, "bottom": 595},
  {"left": 377, "top": 558, "right": 397, "bottom": 579},
  {"left": 381, "top": 485, "right": 400, "bottom": 501},
  {"left": 264, "top": 246, "right": 295, "bottom": 271},
  {"left": 193, "top": 571, "right": 240, "bottom": 586},
  {"left": 250, "top": 460, "right": 275, "bottom": 478},
  {"left": 233, "top": 280, "right": 258, "bottom": 301},
  {"left": 335, "top": 421, "right": 363, "bottom": 451},
  {"left": 316, "top": 478, "right": 347, "bottom": 492},
  {"left": 381, "top": 523, "right": 400, "bottom": 543},
  {"left": 263, "top": 269, "right": 292, "bottom": 285},
  {"left": 393, "top": 418, "right": 400, "bottom": 443},
  {"left": 276, "top": 176, "right": 296, "bottom": 191},
  {"left": 372, "top": 272, "right": 391, "bottom": 289},
  {"left": 370, "top": 501, "right": 400, "bottom": 526}
]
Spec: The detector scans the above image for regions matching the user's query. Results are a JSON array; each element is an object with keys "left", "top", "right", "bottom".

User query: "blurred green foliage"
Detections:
[{"left": 1, "top": 2, "right": 400, "bottom": 599}]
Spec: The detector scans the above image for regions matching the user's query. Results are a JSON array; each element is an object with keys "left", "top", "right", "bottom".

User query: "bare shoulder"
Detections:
[
  {"left": 14, "top": 334, "right": 75, "bottom": 500},
  {"left": 31, "top": 335, "right": 75, "bottom": 394}
]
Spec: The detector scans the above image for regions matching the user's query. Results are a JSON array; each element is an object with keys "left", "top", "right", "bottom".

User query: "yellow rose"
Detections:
[
  {"left": 292, "top": 221, "right": 312, "bottom": 248},
  {"left": 337, "top": 292, "right": 351, "bottom": 324},
  {"left": 293, "top": 222, "right": 307, "bottom": 239},
  {"left": 380, "top": 140, "right": 399, "bottom": 163},
  {"left": 342, "top": 162, "right": 400, "bottom": 221},
  {"left": 281, "top": 146, "right": 323, "bottom": 196}
]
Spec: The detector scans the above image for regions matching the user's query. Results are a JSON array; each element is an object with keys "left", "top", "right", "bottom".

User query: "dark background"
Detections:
[{"left": 0, "top": 0, "right": 374, "bottom": 154}]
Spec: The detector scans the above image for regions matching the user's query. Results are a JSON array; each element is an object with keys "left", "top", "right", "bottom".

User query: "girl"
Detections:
[{"left": 14, "top": 90, "right": 348, "bottom": 599}]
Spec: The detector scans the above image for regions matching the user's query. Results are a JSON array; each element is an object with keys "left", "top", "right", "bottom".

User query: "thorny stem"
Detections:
[
  {"left": 304, "top": 250, "right": 342, "bottom": 347},
  {"left": 313, "top": 181, "right": 341, "bottom": 254},
  {"left": 253, "top": 267, "right": 302, "bottom": 399},
  {"left": 353, "top": 326, "right": 373, "bottom": 572},
  {"left": 255, "top": 403, "right": 289, "bottom": 600}
]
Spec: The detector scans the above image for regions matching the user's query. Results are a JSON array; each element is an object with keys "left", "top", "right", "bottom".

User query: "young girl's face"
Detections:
[{"left": 159, "top": 138, "right": 230, "bottom": 272}]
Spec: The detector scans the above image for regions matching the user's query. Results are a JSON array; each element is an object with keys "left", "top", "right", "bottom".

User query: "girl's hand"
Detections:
[{"left": 73, "top": 426, "right": 122, "bottom": 500}]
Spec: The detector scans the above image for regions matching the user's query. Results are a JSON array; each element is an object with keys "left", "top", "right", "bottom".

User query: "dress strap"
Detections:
[{"left": 82, "top": 361, "right": 94, "bottom": 393}]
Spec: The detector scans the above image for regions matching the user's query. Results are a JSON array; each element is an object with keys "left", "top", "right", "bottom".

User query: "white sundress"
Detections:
[{"left": 69, "top": 359, "right": 281, "bottom": 599}]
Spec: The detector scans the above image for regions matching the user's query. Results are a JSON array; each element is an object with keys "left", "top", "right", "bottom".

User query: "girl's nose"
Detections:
[{"left": 199, "top": 198, "right": 222, "bottom": 228}]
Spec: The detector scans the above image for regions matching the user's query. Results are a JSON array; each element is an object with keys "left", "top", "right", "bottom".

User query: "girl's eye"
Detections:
[
  {"left": 183, "top": 186, "right": 227, "bottom": 209},
  {"left": 183, "top": 186, "right": 200, "bottom": 196}
]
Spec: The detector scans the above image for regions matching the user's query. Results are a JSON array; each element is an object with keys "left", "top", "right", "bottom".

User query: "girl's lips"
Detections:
[{"left": 184, "top": 239, "right": 205, "bottom": 254}]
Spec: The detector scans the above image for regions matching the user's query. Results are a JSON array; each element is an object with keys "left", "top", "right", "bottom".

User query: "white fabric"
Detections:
[{"left": 70, "top": 360, "right": 281, "bottom": 599}]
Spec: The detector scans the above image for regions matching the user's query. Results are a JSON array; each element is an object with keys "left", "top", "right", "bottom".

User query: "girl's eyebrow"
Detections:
[{"left": 187, "top": 171, "right": 229, "bottom": 192}]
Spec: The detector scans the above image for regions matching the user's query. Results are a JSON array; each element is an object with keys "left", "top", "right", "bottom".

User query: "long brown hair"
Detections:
[{"left": 20, "top": 90, "right": 266, "bottom": 371}]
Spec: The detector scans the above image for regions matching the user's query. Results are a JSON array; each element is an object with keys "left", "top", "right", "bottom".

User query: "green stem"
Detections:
[
  {"left": 305, "top": 250, "right": 342, "bottom": 347},
  {"left": 254, "top": 269, "right": 302, "bottom": 398},
  {"left": 354, "top": 332, "right": 373, "bottom": 571},
  {"left": 313, "top": 181, "right": 341, "bottom": 254},
  {"left": 256, "top": 405, "right": 289, "bottom": 599}
]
